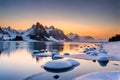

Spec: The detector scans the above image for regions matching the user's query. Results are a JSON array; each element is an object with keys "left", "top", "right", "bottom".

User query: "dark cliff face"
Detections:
[
  {"left": 48, "top": 28, "right": 70, "bottom": 41},
  {"left": 109, "top": 34, "right": 120, "bottom": 42},
  {"left": 0, "top": 27, "right": 8, "bottom": 34},
  {"left": 28, "top": 22, "right": 49, "bottom": 41},
  {"left": 25, "top": 22, "right": 70, "bottom": 41}
]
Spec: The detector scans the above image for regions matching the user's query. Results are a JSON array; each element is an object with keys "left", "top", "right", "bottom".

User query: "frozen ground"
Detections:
[{"left": 73, "top": 71, "right": 120, "bottom": 80}]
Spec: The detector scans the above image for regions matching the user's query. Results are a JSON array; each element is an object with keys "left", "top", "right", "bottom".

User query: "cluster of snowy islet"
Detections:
[
  {"left": 83, "top": 43, "right": 109, "bottom": 61},
  {"left": 32, "top": 43, "right": 120, "bottom": 80}
]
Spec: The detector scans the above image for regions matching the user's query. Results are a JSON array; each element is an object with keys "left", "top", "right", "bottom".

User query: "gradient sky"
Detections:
[{"left": 0, "top": 0, "right": 120, "bottom": 39}]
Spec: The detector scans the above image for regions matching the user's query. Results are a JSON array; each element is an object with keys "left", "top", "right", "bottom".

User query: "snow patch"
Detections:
[
  {"left": 66, "top": 59, "right": 80, "bottom": 66},
  {"left": 44, "top": 60, "right": 72, "bottom": 69},
  {"left": 73, "top": 71, "right": 120, "bottom": 80}
]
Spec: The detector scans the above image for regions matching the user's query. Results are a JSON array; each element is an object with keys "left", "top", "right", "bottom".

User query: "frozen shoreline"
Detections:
[{"left": 73, "top": 71, "right": 120, "bottom": 80}]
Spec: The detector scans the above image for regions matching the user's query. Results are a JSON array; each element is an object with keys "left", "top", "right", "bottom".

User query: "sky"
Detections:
[{"left": 0, "top": 0, "right": 120, "bottom": 39}]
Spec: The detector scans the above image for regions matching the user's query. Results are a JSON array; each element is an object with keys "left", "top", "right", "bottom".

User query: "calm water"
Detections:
[{"left": 0, "top": 41, "right": 120, "bottom": 80}]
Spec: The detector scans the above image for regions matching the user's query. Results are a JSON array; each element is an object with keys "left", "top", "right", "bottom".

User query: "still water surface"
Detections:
[{"left": 0, "top": 41, "right": 119, "bottom": 80}]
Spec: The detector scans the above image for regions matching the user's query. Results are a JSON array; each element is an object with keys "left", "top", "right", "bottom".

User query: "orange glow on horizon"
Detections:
[{"left": 0, "top": 19, "right": 120, "bottom": 39}]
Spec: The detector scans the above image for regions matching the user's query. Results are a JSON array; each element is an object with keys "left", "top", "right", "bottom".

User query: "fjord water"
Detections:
[{"left": 0, "top": 41, "right": 120, "bottom": 80}]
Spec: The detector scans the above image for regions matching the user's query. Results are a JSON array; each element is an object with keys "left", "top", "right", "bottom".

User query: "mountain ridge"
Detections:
[{"left": 0, "top": 22, "right": 96, "bottom": 42}]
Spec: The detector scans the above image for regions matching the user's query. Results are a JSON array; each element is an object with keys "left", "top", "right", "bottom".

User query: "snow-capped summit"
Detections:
[{"left": 21, "top": 22, "right": 70, "bottom": 42}]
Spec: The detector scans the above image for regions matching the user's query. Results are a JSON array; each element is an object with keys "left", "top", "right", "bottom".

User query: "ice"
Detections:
[{"left": 73, "top": 71, "right": 120, "bottom": 80}]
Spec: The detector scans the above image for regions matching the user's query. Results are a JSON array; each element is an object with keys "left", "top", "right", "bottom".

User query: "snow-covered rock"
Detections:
[
  {"left": 51, "top": 49, "right": 59, "bottom": 56},
  {"left": 35, "top": 53, "right": 51, "bottom": 57},
  {"left": 66, "top": 59, "right": 80, "bottom": 66},
  {"left": 98, "top": 57, "right": 109, "bottom": 61},
  {"left": 53, "top": 55, "right": 63, "bottom": 59},
  {"left": 32, "top": 50, "right": 40, "bottom": 53},
  {"left": 44, "top": 60, "right": 72, "bottom": 69},
  {"left": 99, "top": 49, "right": 107, "bottom": 54},
  {"left": 89, "top": 51, "right": 98, "bottom": 56}
]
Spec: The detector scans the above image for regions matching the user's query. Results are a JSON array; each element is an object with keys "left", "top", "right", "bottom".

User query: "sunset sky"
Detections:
[{"left": 0, "top": 0, "right": 120, "bottom": 39}]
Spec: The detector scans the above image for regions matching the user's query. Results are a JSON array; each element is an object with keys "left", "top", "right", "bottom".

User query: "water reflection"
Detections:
[
  {"left": 98, "top": 61, "right": 109, "bottom": 67},
  {"left": 0, "top": 41, "right": 119, "bottom": 80},
  {"left": 0, "top": 42, "right": 64, "bottom": 56}
]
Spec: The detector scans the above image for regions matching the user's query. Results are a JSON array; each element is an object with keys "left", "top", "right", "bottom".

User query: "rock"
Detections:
[
  {"left": 51, "top": 49, "right": 59, "bottom": 56},
  {"left": 53, "top": 55, "right": 63, "bottom": 59},
  {"left": 98, "top": 57, "right": 109, "bottom": 61},
  {"left": 90, "top": 51, "right": 98, "bottom": 56},
  {"left": 53, "top": 75, "right": 59, "bottom": 79},
  {"left": 99, "top": 49, "right": 107, "bottom": 54},
  {"left": 64, "top": 53, "right": 70, "bottom": 56}
]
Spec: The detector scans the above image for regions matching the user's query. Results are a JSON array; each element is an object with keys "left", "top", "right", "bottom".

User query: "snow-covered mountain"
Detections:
[
  {"left": 0, "top": 22, "right": 100, "bottom": 42},
  {"left": 21, "top": 22, "right": 70, "bottom": 42},
  {"left": 0, "top": 27, "right": 18, "bottom": 40},
  {"left": 67, "top": 33, "right": 95, "bottom": 42}
]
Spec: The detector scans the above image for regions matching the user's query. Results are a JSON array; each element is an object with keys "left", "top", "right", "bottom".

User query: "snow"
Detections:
[
  {"left": 65, "top": 59, "right": 80, "bottom": 66},
  {"left": 89, "top": 51, "right": 98, "bottom": 56},
  {"left": 68, "top": 54, "right": 120, "bottom": 61},
  {"left": 68, "top": 42, "right": 120, "bottom": 61},
  {"left": 51, "top": 50, "right": 59, "bottom": 56},
  {"left": 32, "top": 50, "right": 39, "bottom": 53},
  {"left": 98, "top": 57, "right": 109, "bottom": 61},
  {"left": 45, "top": 28, "right": 53, "bottom": 34},
  {"left": 73, "top": 71, "right": 120, "bottom": 80},
  {"left": 23, "top": 36, "right": 37, "bottom": 42},
  {"left": 2, "top": 28, "right": 17, "bottom": 39},
  {"left": 35, "top": 53, "right": 51, "bottom": 57},
  {"left": 53, "top": 55, "right": 63, "bottom": 59},
  {"left": 44, "top": 60, "right": 72, "bottom": 69},
  {"left": 44, "top": 36, "right": 64, "bottom": 42}
]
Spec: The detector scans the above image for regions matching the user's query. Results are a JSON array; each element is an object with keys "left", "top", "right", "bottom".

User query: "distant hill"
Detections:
[
  {"left": 67, "top": 33, "right": 96, "bottom": 42},
  {"left": 109, "top": 34, "right": 120, "bottom": 42}
]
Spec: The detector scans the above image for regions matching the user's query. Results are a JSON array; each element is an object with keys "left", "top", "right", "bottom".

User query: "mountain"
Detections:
[
  {"left": 0, "top": 26, "right": 18, "bottom": 40},
  {"left": 67, "top": 33, "right": 95, "bottom": 42},
  {"left": 0, "top": 22, "right": 98, "bottom": 42},
  {"left": 21, "top": 22, "right": 70, "bottom": 42}
]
